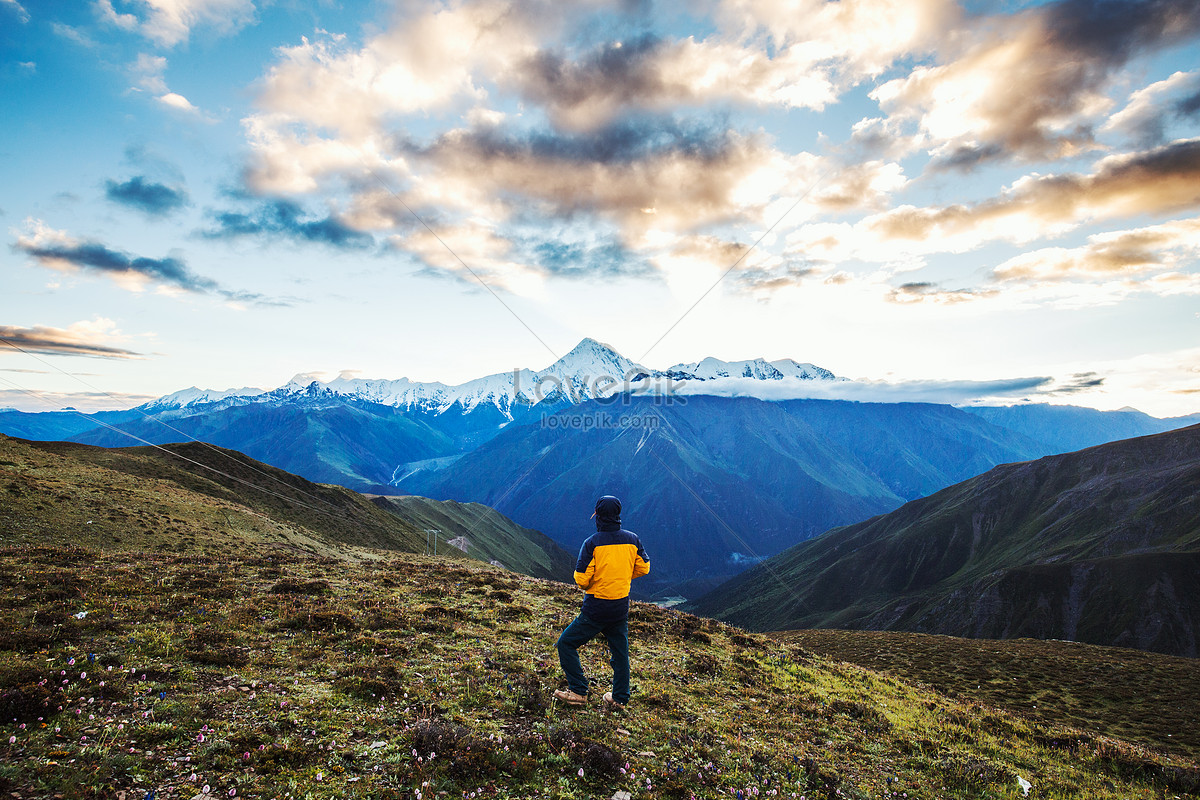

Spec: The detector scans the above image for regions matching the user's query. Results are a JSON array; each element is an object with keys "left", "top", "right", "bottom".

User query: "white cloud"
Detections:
[
  {"left": 0, "top": 388, "right": 158, "bottom": 413},
  {"left": 1042, "top": 347, "right": 1200, "bottom": 417},
  {"left": 95, "top": 0, "right": 137, "bottom": 31},
  {"left": 515, "top": 37, "right": 841, "bottom": 132},
  {"left": 1, "top": 0, "right": 29, "bottom": 23},
  {"left": 240, "top": 4, "right": 553, "bottom": 198},
  {"left": 250, "top": 5, "right": 536, "bottom": 140},
  {"left": 992, "top": 217, "right": 1200, "bottom": 282},
  {"left": 640, "top": 362, "right": 1200, "bottom": 414},
  {"left": 512, "top": 0, "right": 961, "bottom": 131},
  {"left": 241, "top": 112, "right": 396, "bottom": 195},
  {"left": 872, "top": 20, "right": 1108, "bottom": 164},
  {"left": 784, "top": 140, "right": 1200, "bottom": 265},
  {"left": 231, "top": 0, "right": 1200, "bottom": 306},
  {"left": 130, "top": 52, "right": 168, "bottom": 94},
  {"left": 52, "top": 23, "right": 98, "bottom": 48},
  {"left": 97, "top": 0, "right": 256, "bottom": 47},
  {"left": 715, "top": 0, "right": 957, "bottom": 76},
  {"left": 157, "top": 91, "right": 199, "bottom": 113},
  {"left": 664, "top": 373, "right": 1054, "bottom": 406},
  {"left": 145, "top": 0, "right": 256, "bottom": 47},
  {"left": 406, "top": 127, "right": 825, "bottom": 237},
  {"left": 871, "top": 1, "right": 1200, "bottom": 167},
  {"left": 0, "top": 318, "right": 145, "bottom": 360},
  {"left": 1103, "top": 71, "right": 1200, "bottom": 145},
  {"left": 385, "top": 220, "right": 549, "bottom": 296}
]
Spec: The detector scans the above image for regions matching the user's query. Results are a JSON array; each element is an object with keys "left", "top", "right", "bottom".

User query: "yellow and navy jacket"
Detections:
[{"left": 574, "top": 528, "right": 650, "bottom": 622}]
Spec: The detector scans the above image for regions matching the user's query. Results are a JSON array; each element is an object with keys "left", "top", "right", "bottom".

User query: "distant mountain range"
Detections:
[
  {"left": 395, "top": 395, "right": 1056, "bottom": 594},
  {"left": 961, "top": 403, "right": 1200, "bottom": 454},
  {"left": 142, "top": 337, "right": 845, "bottom": 415},
  {"left": 2, "top": 338, "right": 1197, "bottom": 592},
  {"left": 690, "top": 424, "right": 1200, "bottom": 658}
]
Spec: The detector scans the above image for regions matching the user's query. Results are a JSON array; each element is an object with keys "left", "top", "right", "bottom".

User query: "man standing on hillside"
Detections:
[{"left": 554, "top": 495, "right": 650, "bottom": 710}]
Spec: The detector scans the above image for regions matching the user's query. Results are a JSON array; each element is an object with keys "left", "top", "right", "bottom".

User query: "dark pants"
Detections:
[{"left": 556, "top": 613, "right": 631, "bottom": 704}]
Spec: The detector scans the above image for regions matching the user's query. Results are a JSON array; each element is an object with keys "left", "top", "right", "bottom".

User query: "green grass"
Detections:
[
  {"left": 371, "top": 496, "right": 576, "bottom": 582},
  {"left": 0, "top": 435, "right": 563, "bottom": 580},
  {"left": 773, "top": 629, "right": 1200, "bottom": 761},
  {"left": 2, "top": 545, "right": 1198, "bottom": 800},
  {"left": 0, "top": 435, "right": 428, "bottom": 561},
  {"left": 4, "top": 433, "right": 1200, "bottom": 798}
]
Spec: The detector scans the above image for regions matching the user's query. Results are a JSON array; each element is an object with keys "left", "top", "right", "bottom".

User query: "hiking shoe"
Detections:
[
  {"left": 553, "top": 689, "right": 587, "bottom": 706},
  {"left": 603, "top": 692, "right": 625, "bottom": 710}
]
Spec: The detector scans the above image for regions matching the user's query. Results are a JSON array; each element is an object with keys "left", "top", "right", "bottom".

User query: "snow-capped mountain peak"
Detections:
[
  {"left": 285, "top": 371, "right": 331, "bottom": 389},
  {"left": 140, "top": 339, "right": 843, "bottom": 416},
  {"left": 143, "top": 385, "right": 266, "bottom": 410},
  {"left": 543, "top": 338, "right": 643, "bottom": 378},
  {"left": 528, "top": 338, "right": 648, "bottom": 401},
  {"left": 667, "top": 356, "right": 841, "bottom": 382}
]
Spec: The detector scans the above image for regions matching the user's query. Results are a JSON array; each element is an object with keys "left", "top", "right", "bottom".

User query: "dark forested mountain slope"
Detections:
[{"left": 691, "top": 424, "right": 1200, "bottom": 657}]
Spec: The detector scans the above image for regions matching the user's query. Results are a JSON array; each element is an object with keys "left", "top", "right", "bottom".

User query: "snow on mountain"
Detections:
[
  {"left": 295, "top": 370, "right": 531, "bottom": 416},
  {"left": 533, "top": 338, "right": 648, "bottom": 401},
  {"left": 142, "top": 386, "right": 266, "bottom": 410},
  {"left": 667, "top": 356, "right": 840, "bottom": 382},
  {"left": 143, "top": 338, "right": 843, "bottom": 416},
  {"left": 271, "top": 338, "right": 651, "bottom": 416}
]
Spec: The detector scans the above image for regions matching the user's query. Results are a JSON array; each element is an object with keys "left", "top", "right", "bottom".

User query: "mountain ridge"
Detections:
[
  {"left": 689, "top": 423, "right": 1200, "bottom": 657},
  {"left": 0, "top": 433, "right": 569, "bottom": 581},
  {"left": 139, "top": 337, "right": 847, "bottom": 418},
  {"left": 2, "top": 343, "right": 1198, "bottom": 593}
]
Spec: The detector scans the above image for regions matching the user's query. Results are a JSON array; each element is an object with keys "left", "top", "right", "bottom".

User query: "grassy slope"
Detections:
[
  {"left": 0, "top": 435, "right": 569, "bottom": 581},
  {"left": 773, "top": 630, "right": 1200, "bottom": 762},
  {"left": 1, "top": 545, "right": 1198, "bottom": 800},
  {"left": 0, "top": 434, "right": 430, "bottom": 561},
  {"left": 372, "top": 496, "right": 576, "bottom": 583}
]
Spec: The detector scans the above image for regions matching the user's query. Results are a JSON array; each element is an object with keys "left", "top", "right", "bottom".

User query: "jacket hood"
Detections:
[{"left": 594, "top": 495, "right": 622, "bottom": 531}]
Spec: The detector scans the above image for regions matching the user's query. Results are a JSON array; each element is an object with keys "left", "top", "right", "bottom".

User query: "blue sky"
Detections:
[{"left": 2, "top": 0, "right": 1199, "bottom": 416}]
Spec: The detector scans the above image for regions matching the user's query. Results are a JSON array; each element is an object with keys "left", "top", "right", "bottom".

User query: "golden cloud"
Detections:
[
  {"left": 0, "top": 319, "right": 145, "bottom": 360},
  {"left": 512, "top": 0, "right": 960, "bottom": 131},
  {"left": 992, "top": 217, "right": 1200, "bottom": 282},
  {"left": 870, "top": 139, "right": 1200, "bottom": 244},
  {"left": 872, "top": 0, "right": 1200, "bottom": 166},
  {"left": 885, "top": 281, "right": 997, "bottom": 304}
]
